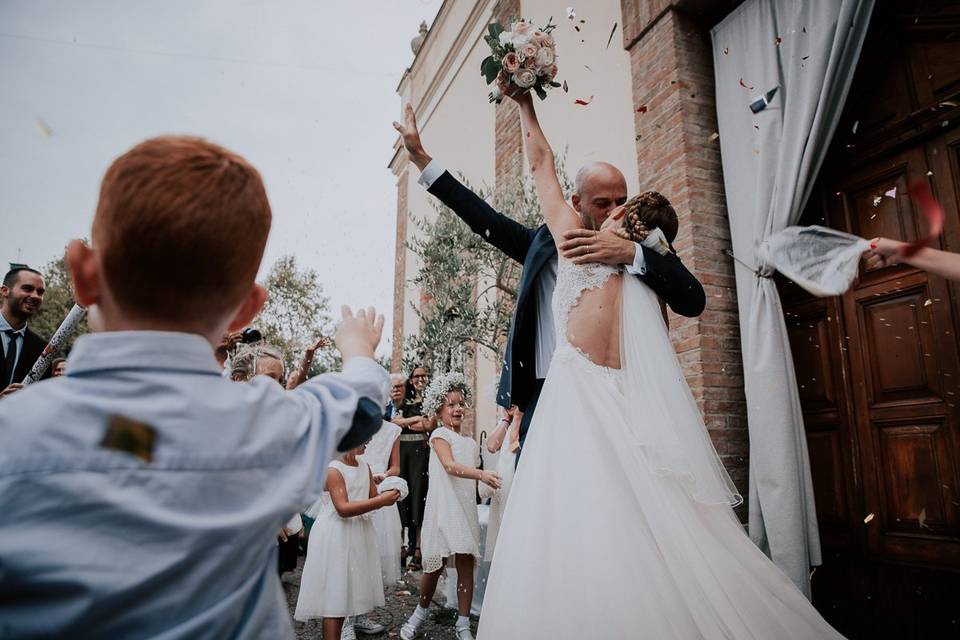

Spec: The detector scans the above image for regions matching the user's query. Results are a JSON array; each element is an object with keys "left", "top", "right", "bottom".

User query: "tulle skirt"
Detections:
[
  {"left": 477, "top": 345, "right": 844, "bottom": 639},
  {"left": 294, "top": 509, "right": 384, "bottom": 620}
]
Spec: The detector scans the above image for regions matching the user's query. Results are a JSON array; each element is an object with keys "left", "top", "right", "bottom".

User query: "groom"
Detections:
[{"left": 394, "top": 105, "right": 705, "bottom": 455}]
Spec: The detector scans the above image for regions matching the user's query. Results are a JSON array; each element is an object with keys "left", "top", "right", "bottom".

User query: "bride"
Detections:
[{"left": 476, "top": 92, "right": 845, "bottom": 639}]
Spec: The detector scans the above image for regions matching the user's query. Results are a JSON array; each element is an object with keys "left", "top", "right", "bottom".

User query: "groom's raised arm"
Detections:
[{"left": 394, "top": 105, "right": 536, "bottom": 265}]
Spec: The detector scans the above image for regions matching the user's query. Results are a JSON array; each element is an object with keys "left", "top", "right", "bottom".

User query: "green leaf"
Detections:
[
  {"left": 480, "top": 55, "right": 494, "bottom": 75},
  {"left": 534, "top": 84, "right": 547, "bottom": 100},
  {"left": 488, "top": 22, "right": 505, "bottom": 41},
  {"left": 481, "top": 58, "right": 501, "bottom": 85}
]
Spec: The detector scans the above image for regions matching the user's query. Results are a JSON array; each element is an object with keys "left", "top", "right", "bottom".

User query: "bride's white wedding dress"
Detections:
[{"left": 477, "top": 258, "right": 844, "bottom": 639}]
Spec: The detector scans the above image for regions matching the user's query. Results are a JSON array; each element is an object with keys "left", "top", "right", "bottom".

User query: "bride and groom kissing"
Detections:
[{"left": 393, "top": 95, "right": 845, "bottom": 638}]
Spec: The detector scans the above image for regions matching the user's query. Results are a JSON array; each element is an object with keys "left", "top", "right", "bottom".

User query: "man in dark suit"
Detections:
[
  {"left": 393, "top": 105, "right": 706, "bottom": 455},
  {"left": 1, "top": 265, "right": 49, "bottom": 398}
]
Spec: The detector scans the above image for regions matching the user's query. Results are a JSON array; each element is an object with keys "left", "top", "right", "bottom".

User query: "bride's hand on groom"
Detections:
[
  {"left": 559, "top": 228, "right": 636, "bottom": 266},
  {"left": 480, "top": 470, "right": 502, "bottom": 490}
]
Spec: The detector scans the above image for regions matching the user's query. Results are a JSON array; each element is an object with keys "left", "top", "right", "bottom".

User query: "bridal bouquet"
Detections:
[{"left": 481, "top": 18, "right": 561, "bottom": 103}]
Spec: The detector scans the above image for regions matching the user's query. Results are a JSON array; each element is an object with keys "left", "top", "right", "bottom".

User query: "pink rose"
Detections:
[
  {"left": 522, "top": 54, "right": 537, "bottom": 69},
  {"left": 502, "top": 51, "right": 520, "bottom": 73},
  {"left": 519, "top": 43, "right": 538, "bottom": 61},
  {"left": 531, "top": 30, "right": 548, "bottom": 46},
  {"left": 542, "top": 64, "right": 558, "bottom": 80}
]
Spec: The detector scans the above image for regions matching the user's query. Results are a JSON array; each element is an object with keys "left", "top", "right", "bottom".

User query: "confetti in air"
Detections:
[
  {"left": 566, "top": 6, "right": 576, "bottom": 20},
  {"left": 884, "top": 186, "right": 897, "bottom": 198},
  {"left": 708, "top": 132, "right": 719, "bottom": 142},
  {"left": 749, "top": 86, "right": 779, "bottom": 114},
  {"left": 924, "top": 299, "right": 933, "bottom": 306},
  {"left": 35, "top": 117, "right": 53, "bottom": 138},
  {"left": 723, "top": 47, "right": 729, "bottom": 55},
  {"left": 774, "top": 36, "right": 783, "bottom": 45},
  {"left": 562, "top": 80, "right": 569, "bottom": 93},
  {"left": 606, "top": 22, "right": 618, "bottom": 48},
  {"left": 900, "top": 181, "right": 945, "bottom": 258},
  {"left": 739, "top": 78, "right": 754, "bottom": 90},
  {"left": 851, "top": 120, "right": 859, "bottom": 134},
  {"left": 864, "top": 513, "right": 875, "bottom": 524},
  {"left": 872, "top": 196, "right": 882, "bottom": 207},
  {"left": 574, "top": 95, "right": 594, "bottom": 106},
  {"left": 636, "top": 105, "right": 647, "bottom": 114}
]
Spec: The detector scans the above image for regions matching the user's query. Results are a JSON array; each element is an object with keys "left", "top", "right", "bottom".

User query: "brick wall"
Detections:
[
  {"left": 621, "top": 0, "right": 749, "bottom": 509},
  {"left": 391, "top": 168, "right": 409, "bottom": 373},
  {"left": 494, "top": 0, "right": 523, "bottom": 189}
]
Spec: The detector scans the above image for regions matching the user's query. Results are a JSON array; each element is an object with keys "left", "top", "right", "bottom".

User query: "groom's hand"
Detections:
[
  {"left": 392, "top": 104, "right": 432, "bottom": 171},
  {"left": 559, "top": 229, "right": 636, "bottom": 266}
]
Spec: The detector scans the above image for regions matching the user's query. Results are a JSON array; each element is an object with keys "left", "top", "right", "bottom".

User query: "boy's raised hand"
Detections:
[{"left": 335, "top": 305, "right": 384, "bottom": 362}]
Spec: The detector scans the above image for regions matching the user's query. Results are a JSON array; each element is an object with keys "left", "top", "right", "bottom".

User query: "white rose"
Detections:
[
  {"left": 535, "top": 47, "right": 555, "bottom": 67},
  {"left": 498, "top": 31, "right": 514, "bottom": 47},
  {"left": 513, "top": 69, "right": 536, "bottom": 89}
]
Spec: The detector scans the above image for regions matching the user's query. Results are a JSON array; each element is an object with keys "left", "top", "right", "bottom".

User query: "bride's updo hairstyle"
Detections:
[{"left": 621, "top": 190, "right": 678, "bottom": 246}]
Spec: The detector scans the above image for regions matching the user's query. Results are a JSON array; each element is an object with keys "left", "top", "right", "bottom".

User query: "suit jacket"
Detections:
[
  {"left": 427, "top": 170, "right": 706, "bottom": 411},
  {"left": 1, "top": 327, "right": 49, "bottom": 385}
]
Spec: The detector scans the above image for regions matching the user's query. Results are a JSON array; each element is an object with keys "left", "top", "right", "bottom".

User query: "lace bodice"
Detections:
[{"left": 551, "top": 258, "right": 621, "bottom": 375}]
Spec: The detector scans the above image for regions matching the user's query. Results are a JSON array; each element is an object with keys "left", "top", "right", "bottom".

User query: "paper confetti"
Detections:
[
  {"left": 606, "top": 22, "right": 618, "bottom": 49},
  {"left": 574, "top": 25, "right": 580, "bottom": 32},
  {"left": 864, "top": 513, "right": 875, "bottom": 524},
  {"left": 562, "top": 80, "right": 568, "bottom": 93},
  {"left": 708, "top": 132, "right": 719, "bottom": 142},
  {"left": 919, "top": 507, "right": 931, "bottom": 530},
  {"left": 851, "top": 120, "right": 859, "bottom": 134},
  {"left": 739, "top": 78, "right": 754, "bottom": 90},
  {"left": 924, "top": 298, "right": 933, "bottom": 306},
  {"left": 872, "top": 195, "right": 882, "bottom": 207},
  {"left": 774, "top": 36, "right": 783, "bottom": 45},
  {"left": 749, "top": 86, "right": 779, "bottom": 114},
  {"left": 723, "top": 47, "right": 729, "bottom": 55},
  {"left": 884, "top": 186, "right": 897, "bottom": 198},
  {"left": 35, "top": 117, "right": 53, "bottom": 138},
  {"left": 574, "top": 95, "right": 594, "bottom": 106},
  {"left": 636, "top": 105, "right": 647, "bottom": 114},
  {"left": 566, "top": 6, "right": 576, "bottom": 20},
  {"left": 900, "top": 181, "right": 945, "bottom": 258}
]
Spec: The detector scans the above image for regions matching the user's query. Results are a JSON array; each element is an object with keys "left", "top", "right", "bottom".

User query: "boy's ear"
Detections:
[
  {"left": 66, "top": 239, "right": 100, "bottom": 308},
  {"left": 226, "top": 283, "right": 267, "bottom": 332}
]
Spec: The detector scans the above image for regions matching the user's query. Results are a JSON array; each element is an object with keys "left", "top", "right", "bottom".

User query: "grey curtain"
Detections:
[{"left": 710, "top": 0, "right": 874, "bottom": 596}]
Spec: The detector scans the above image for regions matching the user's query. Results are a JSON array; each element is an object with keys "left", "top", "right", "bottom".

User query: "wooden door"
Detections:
[{"left": 778, "top": 2, "right": 960, "bottom": 637}]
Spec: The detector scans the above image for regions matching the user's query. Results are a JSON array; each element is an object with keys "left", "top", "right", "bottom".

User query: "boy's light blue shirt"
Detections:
[{"left": 0, "top": 331, "right": 389, "bottom": 639}]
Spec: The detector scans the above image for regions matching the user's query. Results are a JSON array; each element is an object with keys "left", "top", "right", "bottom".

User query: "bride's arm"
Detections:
[{"left": 512, "top": 93, "right": 581, "bottom": 240}]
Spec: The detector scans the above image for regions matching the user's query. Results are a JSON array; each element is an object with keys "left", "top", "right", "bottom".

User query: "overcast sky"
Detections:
[{"left": 0, "top": 0, "right": 444, "bottom": 355}]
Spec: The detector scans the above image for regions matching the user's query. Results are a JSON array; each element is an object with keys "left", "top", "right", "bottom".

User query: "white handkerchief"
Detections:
[{"left": 378, "top": 475, "right": 409, "bottom": 501}]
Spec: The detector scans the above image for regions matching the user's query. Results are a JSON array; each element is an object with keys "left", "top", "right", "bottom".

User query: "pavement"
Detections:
[{"left": 283, "top": 556, "right": 478, "bottom": 640}]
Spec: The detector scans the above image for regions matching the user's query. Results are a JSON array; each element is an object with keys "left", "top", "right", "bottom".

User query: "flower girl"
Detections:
[
  {"left": 295, "top": 442, "right": 401, "bottom": 640},
  {"left": 400, "top": 373, "right": 501, "bottom": 640}
]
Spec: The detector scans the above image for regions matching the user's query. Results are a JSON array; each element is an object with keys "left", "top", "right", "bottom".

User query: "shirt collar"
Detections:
[
  {"left": 66, "top": 331, "right": 222, "bottom": 377},
  {"left": 0, "top": 311, "right": 26, "bottom": 336}
]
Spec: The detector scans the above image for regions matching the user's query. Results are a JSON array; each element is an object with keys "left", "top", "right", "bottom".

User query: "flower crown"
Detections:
[{"left": 422, "top": 371, "right": 472, "bottom": 417}]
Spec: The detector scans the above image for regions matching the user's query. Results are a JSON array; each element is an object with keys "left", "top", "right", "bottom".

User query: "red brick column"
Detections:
[
  {"left": 621, "top": 1, "right": 749, "bottom": 507},
  {"left": 494, "top": 0, "right": 523, "bottom": 189},
  {"left": 391, "top": 168, "right": 409, "bottom": 373}
]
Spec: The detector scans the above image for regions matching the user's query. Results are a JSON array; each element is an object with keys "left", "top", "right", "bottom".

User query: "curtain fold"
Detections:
[{"left": 710, "top": 0, "right": 874, "bottom": 596}]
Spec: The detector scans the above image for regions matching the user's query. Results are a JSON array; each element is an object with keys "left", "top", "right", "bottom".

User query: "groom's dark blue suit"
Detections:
[{"left": 427, "top": 170, "right": 706, "bottom": 452}]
